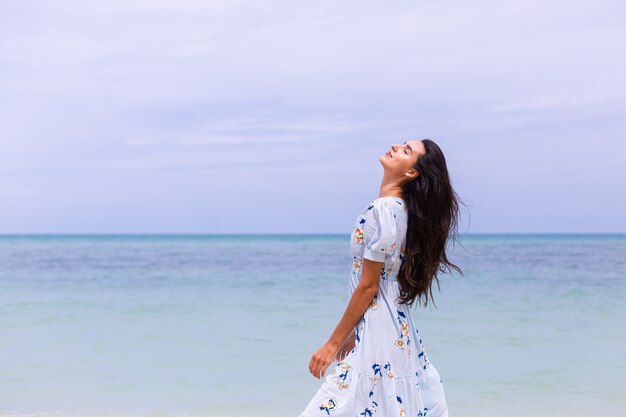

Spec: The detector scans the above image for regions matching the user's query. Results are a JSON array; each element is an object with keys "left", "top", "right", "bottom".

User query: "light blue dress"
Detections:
[{"left": 299, "top": 196, "right": 449, "bottom": 417}]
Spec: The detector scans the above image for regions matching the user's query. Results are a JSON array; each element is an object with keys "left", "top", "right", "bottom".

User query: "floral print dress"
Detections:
[{"left": 299, "top": 196, "right": 449, "bottom": 417}]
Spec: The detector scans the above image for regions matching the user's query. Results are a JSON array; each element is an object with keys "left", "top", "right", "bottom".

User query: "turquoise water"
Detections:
[{"left": 0, "top": 234, "right": 625, "bottom": 417}]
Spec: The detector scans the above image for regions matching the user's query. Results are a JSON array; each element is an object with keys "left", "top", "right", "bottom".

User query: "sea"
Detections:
[{"left": 0, "top": 234, "right": 625, "bottom": 417}]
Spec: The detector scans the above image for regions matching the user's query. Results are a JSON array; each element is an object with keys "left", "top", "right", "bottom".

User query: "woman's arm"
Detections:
[
  {"left": 334, "top": 327, "right": 356, "bottom": 362},
  {"left": 308, "top": 258, "right": 383, "bottom": 379}
]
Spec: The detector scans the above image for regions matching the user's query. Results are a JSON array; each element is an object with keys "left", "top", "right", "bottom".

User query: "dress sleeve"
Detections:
[{"left": 362, "top": 199, "right": 398, "bottom": 262}]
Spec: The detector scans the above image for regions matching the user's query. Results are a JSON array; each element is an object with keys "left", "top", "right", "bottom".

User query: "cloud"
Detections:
[{"left": 0, "top": 0, "right": 624, "bottom": 232}]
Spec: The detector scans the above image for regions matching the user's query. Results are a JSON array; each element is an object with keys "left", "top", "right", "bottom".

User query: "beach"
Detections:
[{"left": 1, "top": 233, "right": 625, "bottom": 417}]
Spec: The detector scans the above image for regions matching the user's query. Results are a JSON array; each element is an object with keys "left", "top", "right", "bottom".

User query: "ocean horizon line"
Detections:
[{"left": 0, "top": 232, "right": 625, "bottom": 238}]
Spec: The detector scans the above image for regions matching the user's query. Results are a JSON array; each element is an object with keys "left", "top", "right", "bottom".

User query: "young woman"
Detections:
[{"left": 299, "top": 139, "right": 463, "bottom": 417}]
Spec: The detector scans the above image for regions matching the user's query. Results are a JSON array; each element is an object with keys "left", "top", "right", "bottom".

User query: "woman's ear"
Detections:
[{"left": 405, "top": 169, "right": 419, "bottom": 180}]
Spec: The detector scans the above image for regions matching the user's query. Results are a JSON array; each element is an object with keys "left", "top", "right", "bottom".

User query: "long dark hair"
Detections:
[{"left": 397, "top": 139, "right": 465, "bottom": 308}]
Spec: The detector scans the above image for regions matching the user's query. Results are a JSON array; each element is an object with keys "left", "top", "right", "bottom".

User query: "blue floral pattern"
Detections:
[{"left": 299, "top": 196, "right": 449, "bottom": 417}]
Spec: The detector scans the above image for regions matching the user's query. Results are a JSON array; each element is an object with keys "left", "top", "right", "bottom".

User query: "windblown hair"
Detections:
[{"left": 397, "top": 139, "right": 465, "bottom": 308}]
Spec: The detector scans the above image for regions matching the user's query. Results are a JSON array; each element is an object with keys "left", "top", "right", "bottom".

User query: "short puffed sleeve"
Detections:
[{"left": 362, "top": 199, "right": 398, "bottom": 262}]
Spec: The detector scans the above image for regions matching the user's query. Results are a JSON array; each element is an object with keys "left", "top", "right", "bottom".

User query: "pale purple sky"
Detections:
[{"left": 1, "top": 0, "right": 625, "bottom": 233}]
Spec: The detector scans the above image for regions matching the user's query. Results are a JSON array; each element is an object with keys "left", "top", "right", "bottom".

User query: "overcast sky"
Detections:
[{"left": 1, "top": 0, "right": 625, "bottom": 233}]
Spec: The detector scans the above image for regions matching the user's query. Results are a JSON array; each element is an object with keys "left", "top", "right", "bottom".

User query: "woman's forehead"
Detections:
[{"left": 406, "top": 140, "right": 426, "bottom": 155}]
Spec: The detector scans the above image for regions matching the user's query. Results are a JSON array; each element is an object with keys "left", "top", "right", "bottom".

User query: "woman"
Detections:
[{"left": 299, "top": 139, "right": 464, "bottom": 417}]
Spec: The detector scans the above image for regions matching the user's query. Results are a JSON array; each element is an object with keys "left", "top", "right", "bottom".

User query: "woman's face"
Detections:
[{"left": 379, "top": 140, "right": 425, "bottom": 179}]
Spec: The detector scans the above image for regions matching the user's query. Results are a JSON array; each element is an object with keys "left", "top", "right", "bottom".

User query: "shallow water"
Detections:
[{"left": 0, "top": 234, "right": 624, "bottom": 417}]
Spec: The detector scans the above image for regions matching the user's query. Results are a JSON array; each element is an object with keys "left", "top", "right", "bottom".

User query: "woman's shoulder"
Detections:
[
  {"left": 370, "top": 196, "right": 406, "bottom": 210},
  {"left": 357, "top": 197, "right": 406, "bottom": 223},
  {"left": 355, "top": 196, "right": 406, "bottom": 222}
]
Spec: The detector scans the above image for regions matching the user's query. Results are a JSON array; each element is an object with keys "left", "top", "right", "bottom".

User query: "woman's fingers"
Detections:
[
  {"left": 309, "top": 343, "right": 339, "bottom": 379},
  {"left": 315, "top": 356, "right": 330, "bottom": 378},
  {"left": 311, "top": 361, "right": 322, "bottom": 379},
  {"left": 316, "top": 359, "right": 323, "bottom": 379},
  {"left": 308, "top": 355, "right": 315, "bottom": 376},
  {"left": 309, "top": 356, "right": 319, "bottom": 378},
  {"left": 309, "top": 354, "right": 324, "bottom": 379}
]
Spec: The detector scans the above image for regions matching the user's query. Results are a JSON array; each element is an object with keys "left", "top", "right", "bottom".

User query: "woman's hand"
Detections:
[
  {"left": 334, "top": 329, "right": 356, "bottom": 362},
  {"left": 308, "top": 340, "right": 340, "bottom": 379}
]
